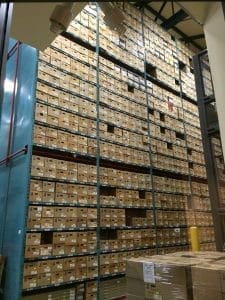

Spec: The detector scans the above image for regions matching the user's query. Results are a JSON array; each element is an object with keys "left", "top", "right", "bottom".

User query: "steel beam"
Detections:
[
  {"left": 134, "top": 0, "right": 151, "bottom": 9},
  {"left": 161, "top": 9, "right": 189, "bottom": 30},
  {"left": 144, "top": 4, "right": 203, "bottom": 50},
  {"left": 180, "top": 33, "right": 205, "bottom": 43},
  {"left": 193, "top": 50, "right": 225, "bottom": 250},
  {"left": 154, "top": 1, "right": 167, "bottom": 22}
]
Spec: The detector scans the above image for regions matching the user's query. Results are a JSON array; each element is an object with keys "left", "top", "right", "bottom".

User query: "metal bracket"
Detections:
[{"left": 0, "top": 145, "right": 28, "bottom": 166}]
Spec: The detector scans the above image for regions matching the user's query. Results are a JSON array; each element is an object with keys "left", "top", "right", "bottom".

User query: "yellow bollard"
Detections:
[{"left": 190, "top": 226, "right": 200, "bottom": 251}]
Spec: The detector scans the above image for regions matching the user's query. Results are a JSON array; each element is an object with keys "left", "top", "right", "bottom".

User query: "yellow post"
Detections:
[{"left": 190, "top": 226, "right": 200, "bottom": 251}]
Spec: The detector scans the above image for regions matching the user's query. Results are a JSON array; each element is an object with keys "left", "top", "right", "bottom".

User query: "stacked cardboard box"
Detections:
[
  {"left": 100, "top": 189, "right": 152, "bottom": 208},
  {"left": 22, "top": 2, "right": 216, "bottom": 298},
  {"left": 35, "top": 46, "right": 205, "bottom": 176},
  {"left": 100, "top": 249, "right": 156, "bottom": 276},
  {"left": 126, "top": 251, "right": 225, "bottom": 300},
  {"left": 22, "top": 282, "right": 96, "bottom": 300},
  {"left": 157, "top": 228, "right": 188, "bottom": 246},
  {"left": 27, "top": 206, "right": 97, "bottom": 230},
  {"left": 31, "top": 155, "right": 155, "bottom": 189},
  {"left": 158, "top": 246, "right": 190, "bottom": 255},
  {"left": 100, "top": 277, "right": 126, "bottom": 299},
  {"left": 101, "top": 229, "right": 156, "bottom": 251},
  {"left": 192, "top": 260, "right": 225, "bottom": 299},
  {"left": 100, "top": 208, "right": 126, "bottom": 227},
  {"left": 25, "top": 231, "right": 96, "bottom": 259},
  {"left": 23, "top": 255, "right": 98, "bottom": 289},
  {"left": 30, "top": 179, "right": 97, "bottom": 205},
  {"left": 126, "top": 256, "right": 194, "bottom": 299}
]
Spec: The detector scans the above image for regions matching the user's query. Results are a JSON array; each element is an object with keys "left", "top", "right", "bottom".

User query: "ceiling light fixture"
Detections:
[
  {"left": 50, "top": 2, "right": 126, "bottom": 36},
  {"left": 99, "top": 2, "right": 126, "bottom": 35},
  {"left": 50, "top": 2, "right": 74, "bottom": 34}
]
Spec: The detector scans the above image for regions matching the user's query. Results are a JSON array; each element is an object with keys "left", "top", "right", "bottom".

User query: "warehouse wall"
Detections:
[{"left": 203, "top": 2, "right": 225, "bottom": 161}]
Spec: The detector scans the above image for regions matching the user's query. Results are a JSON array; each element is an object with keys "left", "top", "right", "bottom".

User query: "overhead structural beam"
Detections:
[
  {"left": 134, "top": 0, "right": 151, "bottom": 9},
  {"left": 144, "top": 4, "right": 202, "bottom": 50},
  {"left": 154, "top": 1, "right": 167, "bottom": 22},
  {"left": 179, "top": 17, "right": 192, "bottom": 22},
  {"left": 180, "top": 33, "right": 205, "bottom": 42},
  {"left": 161, "top": 9, "right": 189, "bottom": 30}
]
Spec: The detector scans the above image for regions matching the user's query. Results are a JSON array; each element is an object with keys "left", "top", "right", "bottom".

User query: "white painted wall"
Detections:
[{"left": 204, "top": 2, "right": 225, "bottom": 159}]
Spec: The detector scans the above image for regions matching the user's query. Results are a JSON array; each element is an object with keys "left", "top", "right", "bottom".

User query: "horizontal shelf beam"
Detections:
[{"left": 32, "top": 145, "right": 207, "bottom": 183}]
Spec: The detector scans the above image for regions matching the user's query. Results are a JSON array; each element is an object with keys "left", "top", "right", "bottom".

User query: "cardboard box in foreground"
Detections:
[{"left": 126, "top": 252, "right": 225, "bottom": 300}]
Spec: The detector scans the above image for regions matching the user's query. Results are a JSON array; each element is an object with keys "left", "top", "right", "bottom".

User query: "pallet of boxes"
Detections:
[{"left": 126, "top": 251, "right": 225, "bottom": 299}]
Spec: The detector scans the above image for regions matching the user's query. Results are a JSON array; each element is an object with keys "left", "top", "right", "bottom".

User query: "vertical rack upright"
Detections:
[
  {"left": 193, "top": 49, "right": 225, "bottom": 250},
  {"left": 174, "top": 37, "right": 193, "bottom": 213},
  {"left": 94, "top": 3, "right": 101, "bottom": 299},
  {"left": 141, "top": 8, "right": 158, "bottom": 254}
]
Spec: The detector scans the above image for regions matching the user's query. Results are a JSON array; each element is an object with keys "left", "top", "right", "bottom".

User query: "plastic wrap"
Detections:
[
  {"left": 126, "top": 252, "right": 225, "bottom": 300},
  {"left": 192, "top": 260, "right": 225, "bottom": 300}
]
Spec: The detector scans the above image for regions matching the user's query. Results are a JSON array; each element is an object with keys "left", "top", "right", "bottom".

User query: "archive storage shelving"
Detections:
[{"left": 0, "top": 3, "right": 216, "bottom": 300}]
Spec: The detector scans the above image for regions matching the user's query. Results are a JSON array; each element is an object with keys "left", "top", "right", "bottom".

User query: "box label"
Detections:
[{"left": 143, "top": 262, "right": 155, "bottom": 284}]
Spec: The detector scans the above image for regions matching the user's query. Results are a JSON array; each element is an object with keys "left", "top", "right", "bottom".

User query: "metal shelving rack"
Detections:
[
  {"left": 193, "top": 49, "right": 225, "bottom": 250},
  {"left": 0, "top": 3, "right": 12, "bottom": 113},
  {"left": 0, "top": 4, "right": 216, "bottom": 300},
  {"left": 141, "top": 10, "right": 158, "bottom": 254},
  {"left": 0, "top": 39, "right": 38, "bottom": 300}
]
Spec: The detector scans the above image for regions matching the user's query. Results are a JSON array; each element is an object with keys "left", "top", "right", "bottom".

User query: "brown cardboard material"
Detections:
[
  {"left": 193, "top": 286, "right": 224, "bottom": 300},
  {"left": 24, "top": 263, "right": 39, "bottom": 276},
  {"left": 64, "top": 270, "right": 76, "bottom": 282},
  {"left": 51, "top": 271, "right": 64, "bottom": 284},
  {"left": 126, "top": 256, "right": 191, "bottom": 285},
  {"left": 39, "top": 260, "right": 52, "bottom": 273},
  {"left": 53, "top": 232, "right": 66, "bottom": 244},
  {"left": 23, "top": 275, "right": 38, "bottom": 289},
  {"left": 64, "top": 257, "right": 76, "bottom": 270},
  {"left": 65, "top": 232, "right": 77, "bottom": 245},
  {"left": 125, "top": 255, "right": 207, "bottom": 300},
  {"left": 86, "top": 281, "right": 97, "bottom": 293},
  {"left": 64, "top": 245, "right": 76, "bottom": 254},
  {"left": 52, "top": 244, "right": 65, "bottom": 256},
  {"left": 126, "top": 278, "right": 191, "bottom": 300},
  {"left": 42, "top": 181, "right": 55, "bottom": 192},
  {"left": 37, "top": 273, "right": 51, "bottom": 286},
  {"left": 192, "top": 262, "right": 225, "bottom": 293},
  {"left": 126, "top": 294, "right": 143, "bottom": 300},
  {"left": 25, "top": 246, "right": 40, "bottom": 258},
  {"left": 26, "top": 233, "right": 41, "bottom": 246},
  {"left": 40, "top": 245, "right": 52, "bottom": 256}
]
